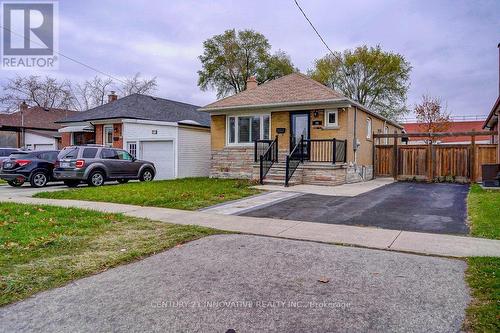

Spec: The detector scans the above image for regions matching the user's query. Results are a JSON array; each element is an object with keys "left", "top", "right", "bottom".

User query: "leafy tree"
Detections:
[
  {"left": 198, "top": 29, "right": 297, "bottom": 98},
  {"left": 414, "top": 95, "right": 451, "bottom": 134},
  {"left": 309, "top": 45, "right": 412, "bottom": 120}
]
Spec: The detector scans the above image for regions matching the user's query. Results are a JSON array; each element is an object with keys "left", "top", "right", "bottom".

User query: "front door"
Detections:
[{"left": 290, "top": 112, "right": 310, "bottom": 157}]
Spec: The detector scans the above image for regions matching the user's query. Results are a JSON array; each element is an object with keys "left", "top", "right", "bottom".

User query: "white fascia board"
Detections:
[{"left": 121, "top": 119, "right": 179, "bottom": 127}]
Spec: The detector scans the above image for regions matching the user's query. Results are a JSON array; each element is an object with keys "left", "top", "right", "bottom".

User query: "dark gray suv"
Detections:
[{"left": 54, "top": 145, "right": 156, "bottom": 187}]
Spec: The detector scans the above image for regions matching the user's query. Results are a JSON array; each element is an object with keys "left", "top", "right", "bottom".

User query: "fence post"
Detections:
[
  {"left": 427, "top": 140, "right": 434, "bottom": 182},
  {"left": 344, "top": 140, "right": 347, "bottom": 163},
  {"left": 392, "top": 131, "right": 398, "bottom": 180},
  {"left": 254, "top": 140, "right": 258, "bottom": 163},
  {"left": 372, "top": 133, "right": 376, "bottom": 179},
  {"left": 285, "top": 155, "right": 290, "bottom": 187},
  {"left": 259, "top": 155, "right": 264, "bottom": 184},
  {"left": 275, "top": 135, "right": 279, "bottom": 162},
  {"left": 300, "top": 135, "right": 304, "bottom": 163},
  {"left": 470, "top": 131, "right": 476, "bottom": 182},
  {"left": 332, "top": 138, "right": 337, "bottom": 165}
]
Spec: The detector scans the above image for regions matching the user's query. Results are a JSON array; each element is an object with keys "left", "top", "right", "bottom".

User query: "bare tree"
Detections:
[
  {"left": 414, "top": 95, "right": 451, "bottom": 140},
  {"left": 71, "top": 76, "right": 114, "bottom": 111},
  {"left": 1, "top": 73, "right": 159, "bottom": 112},
  {"left": 118, "top": 72, "right": 157, "bottom": 96},
  {"left": 0, "top": 75, "right": 73, "bottom": 112}
]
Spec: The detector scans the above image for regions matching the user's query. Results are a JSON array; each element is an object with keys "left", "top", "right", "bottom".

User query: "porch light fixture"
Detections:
[{"left": 313, "top": 110, "right": 319, "bottom": 117}]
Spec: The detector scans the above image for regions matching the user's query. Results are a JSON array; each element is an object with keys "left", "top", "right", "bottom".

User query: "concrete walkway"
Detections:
[
  {"left": 254, "top": 177, "right": 394, "bottom": 197},
  {"left": 200, "top": 191, "right": 303, "bottom": 215},
  {"left": 1, "top": 194, "right": 499, "bottom": 257}
]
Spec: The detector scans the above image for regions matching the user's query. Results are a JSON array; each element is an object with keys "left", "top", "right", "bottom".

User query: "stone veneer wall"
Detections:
[
  {"left": 346, "top": 165, "right": 374, "bottom": 183},
  {"left": 210, "top": 147, "right": 255, "bottom": 179},
  {"left": 302, "top": 164, "right": 347, "bottom": 186}
]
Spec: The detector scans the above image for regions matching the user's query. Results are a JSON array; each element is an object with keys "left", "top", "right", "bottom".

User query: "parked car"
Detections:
[
  {"left": 0, "top": 150, "right": 59, "bottom": 187},
  {"left": 53, "top": 145, "right": 156, "bottom": 187},
  {"left": 0, "top": 148, "right": 19, "bottom": 163}
]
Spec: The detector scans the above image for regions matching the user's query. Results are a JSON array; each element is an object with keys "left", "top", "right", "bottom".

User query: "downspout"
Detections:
[{"left": 353, "top": 106, "right": 357, "bottom": 164}]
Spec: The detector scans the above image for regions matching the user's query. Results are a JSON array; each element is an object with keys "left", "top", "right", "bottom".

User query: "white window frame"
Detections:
[
  {"left": 103, "top": 125, "right": 113, "bottom": 147},
  {"left": 324, "top": 109, "right": 339, "bottom": 128},
  {"left": 366, "top": 117, "right": 372, "bottom": 139},
  {"left": 384, "top": 126, "right": 389, "bottom": 144},
  {"left": 226, "top": 114, "right": 270, "bottom": 146},
  {"left": 126, "top": 141, "right": 138, "bottom": 158}
]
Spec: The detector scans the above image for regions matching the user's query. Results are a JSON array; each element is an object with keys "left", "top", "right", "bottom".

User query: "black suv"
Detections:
[
  {"left": 0, "top": 150, "right": 59, "bottom": 187},
  {"left": 53, "top": 145, "right": 156, "bottom": 187}
]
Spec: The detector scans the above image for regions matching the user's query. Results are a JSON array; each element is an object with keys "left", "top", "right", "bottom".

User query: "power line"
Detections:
[
  {"left": 1, "top": 25, "right": 128, "bottom": 85},
  {"left": 293, "top": 0, "right": 342, "bottom": 62}
]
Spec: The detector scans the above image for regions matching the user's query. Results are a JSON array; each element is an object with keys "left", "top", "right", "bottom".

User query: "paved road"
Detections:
[
  {"left": 0, "top": 235, "right": 469, "bottom": 332},
  {"left": 243, "top": 182, "right": 469, "bottom": 235}
]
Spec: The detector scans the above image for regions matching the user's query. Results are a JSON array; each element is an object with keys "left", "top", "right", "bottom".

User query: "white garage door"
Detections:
[
  {"left": 34, "top": 144, "right": 54, "bottom": 151},
  {"left": 140, "top": 141, "right": 175, "bottom": 180}
]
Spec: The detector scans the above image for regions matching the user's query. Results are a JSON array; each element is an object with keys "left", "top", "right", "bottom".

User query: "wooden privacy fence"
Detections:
[{"left": 374, "top": 131, "right": 498, "bottom": 183}]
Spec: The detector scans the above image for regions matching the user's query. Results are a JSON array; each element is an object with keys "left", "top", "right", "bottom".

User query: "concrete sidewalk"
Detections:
[{"left": 1, "top": 195, "right": 499, "bottom": 257}]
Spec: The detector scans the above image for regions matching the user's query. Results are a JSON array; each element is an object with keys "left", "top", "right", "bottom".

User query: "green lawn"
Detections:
[
  {"left": 464, "top": 257, "right": 500, "bottom": 332},
  {"left": 34, "top": 177, "right": 260, "bottom": 210},
  {"left": 0, "top": 202, "right": 220, "bottom": 306},
  {"left": 465, "top": 185, "right": 500, "bottom": 332},
  {"left": 468, "top": 184, "right": 500, "bottom": 240}
]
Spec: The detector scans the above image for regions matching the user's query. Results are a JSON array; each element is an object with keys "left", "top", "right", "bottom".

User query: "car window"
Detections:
[
  {"left": 82, "top": 148, "right": 98, "bottom": 158},
  {"left": 101, "top": 148, "right": 119, "bottom": 159},
  {"left": 39, "top": 151, "right": 58, "bottom": 161},
  {"left": 117, "top": 150, "right": 133, "bottom": 161},
  {"left": 59, "top": 147, "right": 79, "bottom": 159},
  {"left": 0, "top": 149, "right": 17, "bottom": 157},
  {"left": 9, "top": 152, "right": 30, "bottom": 159}
]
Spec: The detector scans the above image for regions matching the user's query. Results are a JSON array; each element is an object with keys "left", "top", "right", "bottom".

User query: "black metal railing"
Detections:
[
  {"left": 254, "top": 139, "right": 274, "bottom": 162},
  {"left": 304, "top": 138, "right": 347, "bottom": 164},
  {"left": 285, "top": 135, "right": 305, "bottom": 186},
  {"left": 258, "top": 136, "right": 279, "bottom": 184}
]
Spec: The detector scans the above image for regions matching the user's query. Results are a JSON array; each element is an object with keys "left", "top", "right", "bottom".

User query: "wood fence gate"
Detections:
[{"left": 374, "top": 131, "right": 498, "bottom": 183}]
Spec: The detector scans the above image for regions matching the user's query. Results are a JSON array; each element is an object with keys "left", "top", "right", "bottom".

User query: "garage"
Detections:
[{"left": 140, "top": 140, "right": 175, "bottom": 180}]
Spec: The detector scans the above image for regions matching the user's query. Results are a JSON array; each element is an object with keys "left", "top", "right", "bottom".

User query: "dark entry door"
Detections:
[{"left": 290, "top": 112, "right": 310, "bottom": 157}]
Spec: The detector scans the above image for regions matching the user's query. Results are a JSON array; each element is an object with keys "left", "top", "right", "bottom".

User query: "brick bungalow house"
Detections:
[
  {"left": 199, "top": 73, "right": 403, "bottom": 186},
  {"left": 0, "top": 102, "right": 78, "bottom": 149},
  {"left": 404, "top": 119, "right": 491, "bottom": 144},
  {"left": 57, "top": 93, "right": 211, "bottom": 179}
]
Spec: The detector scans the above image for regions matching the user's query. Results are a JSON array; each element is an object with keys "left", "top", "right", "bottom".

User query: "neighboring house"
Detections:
[
  {"left": 404, "top": 120, "right": 491, "bottom": 144},
  {"left": 57, "top": 93, "right": 211, "bottom": 180},
  {"left": 0, "top": 102, "right": 78, "bottom": 150},
  {"left": 483, "top": 97, "right": 499, "bottom": 162},
  {"left": 199, "top": 73, "right": 403, "bottom": 186}
]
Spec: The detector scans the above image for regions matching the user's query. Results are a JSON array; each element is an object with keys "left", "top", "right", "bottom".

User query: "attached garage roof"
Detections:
[{"left": 58, "top": 94, "right": 210, "bottom": 127}]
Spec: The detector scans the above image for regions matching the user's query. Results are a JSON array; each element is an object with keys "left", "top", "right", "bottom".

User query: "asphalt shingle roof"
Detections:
[
  {"left": 0, "top": 107, "right": 79, "bottom": 130},
  {"left": 200, "top": 73, "right": 345, "bottom": 110},
  {"left": 59, "top": 94, "right": 210, "bottom": 127}
]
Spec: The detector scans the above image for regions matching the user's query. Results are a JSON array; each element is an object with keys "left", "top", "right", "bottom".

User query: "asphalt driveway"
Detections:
[
  {"left": 0, "top": 235, "right": 468, "bottom": 332},
  {"left": 242, "top": 182, "right": 469, "bottom": 235}
]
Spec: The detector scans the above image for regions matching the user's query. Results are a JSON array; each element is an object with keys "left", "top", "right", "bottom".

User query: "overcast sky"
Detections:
[{"left": 2, "top": 0, "right": 499, "bottom": 119}]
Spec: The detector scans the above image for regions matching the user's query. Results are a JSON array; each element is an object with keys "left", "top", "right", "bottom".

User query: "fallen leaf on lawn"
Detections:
[
  {"left": 120, "top": 248, "right": 127, "bottom": 252},
  {"left": 318, "top": 277, "right": 330, "bottom": 283},
  {"left": 37, "top": 208, "right": 46, "bottom": 212},
  {"left": 24, "top": 212, "right": 30, "bottom": 216}
]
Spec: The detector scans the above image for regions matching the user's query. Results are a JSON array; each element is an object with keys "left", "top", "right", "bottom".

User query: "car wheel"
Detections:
[
  {"left": 88, "top": 170, "right": 105, "bottom": 187},
  {"left": 139, "top": 169, "right": 154, "bottom": 182},
  {"left": 7, "top": 179, "right": 24, "bottom": 187},
  {"left": 64, "top": 180, "right": 80, "bottom": 188},
  {"left": 117, "top": 179, "right": 129, "bottom": 184},
  {"left": 30, "top": 171, "right": 48, "bottom": 188}
]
